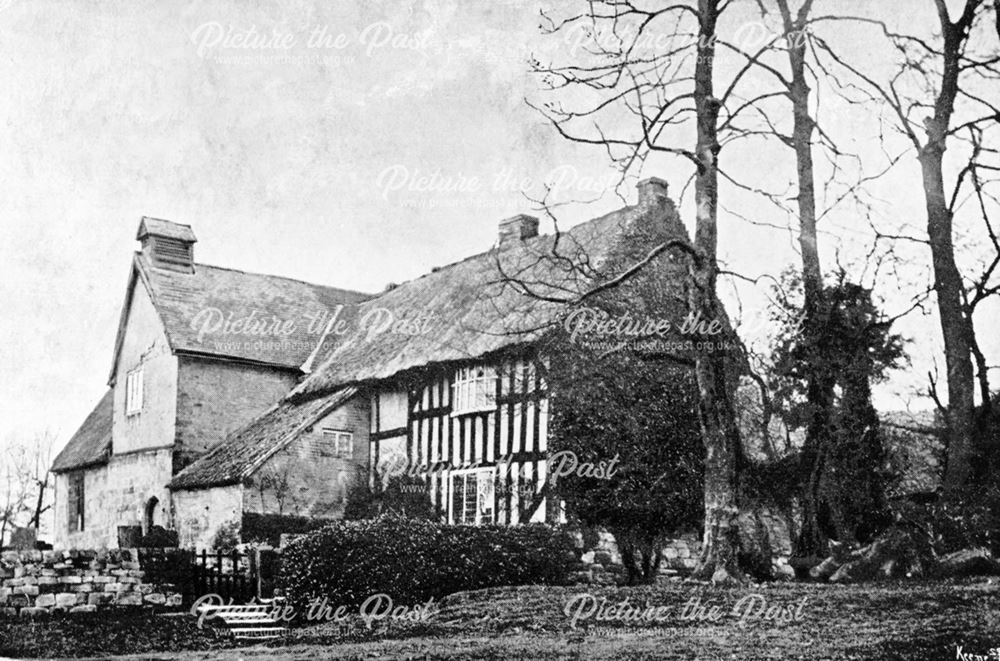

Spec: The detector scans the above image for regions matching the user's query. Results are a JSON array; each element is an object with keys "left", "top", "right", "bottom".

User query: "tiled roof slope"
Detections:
[
  {"left": 136, "top": 255, "right": 372, "bottom": 369},
  {"left": 51, "top": 390, "right": 113, "bottom": 473},
  {"left": 168, "top": 386, "right": 358, "bottom": 490},
  {"left": 293, "top": 201, "right": 691, "bottom": 398}
]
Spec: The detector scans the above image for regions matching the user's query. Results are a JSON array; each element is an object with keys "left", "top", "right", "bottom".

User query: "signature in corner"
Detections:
[{"left": 955, "top": 645, "right": 1000, "bottom": 661}]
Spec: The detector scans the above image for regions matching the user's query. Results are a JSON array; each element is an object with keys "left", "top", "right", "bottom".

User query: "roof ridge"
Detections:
[
  {"left": 184, "top": 258, "right": 374, "bottom": 298},
  {"left": 365, "top": 206, "right": 633, "bottom": 295}
]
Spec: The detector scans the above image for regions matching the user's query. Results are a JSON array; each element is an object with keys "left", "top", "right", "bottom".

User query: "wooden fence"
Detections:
[{"left": 138, "top": 548, "right": 280, "bottom": 606}]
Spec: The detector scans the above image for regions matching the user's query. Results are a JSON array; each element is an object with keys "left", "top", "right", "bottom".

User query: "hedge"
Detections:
[
  {"left": 241, "top": 512, "right": 329, "bottom": 547},
  {"left": 278, "top": 517, "right": 576, "bottom": 616}
]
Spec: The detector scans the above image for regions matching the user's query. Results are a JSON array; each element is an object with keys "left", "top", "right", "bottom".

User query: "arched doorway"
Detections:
[{"left": 143, "top": 496, "right": 159, "bottom": 534}]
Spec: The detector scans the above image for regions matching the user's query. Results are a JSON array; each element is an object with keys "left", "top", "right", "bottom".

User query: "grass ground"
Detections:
[{"left": 2, "top": 578, "right": 998, "bottom": 660}]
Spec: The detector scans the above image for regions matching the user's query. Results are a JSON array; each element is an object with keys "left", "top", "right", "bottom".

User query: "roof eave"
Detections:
[
  {"left": 51, "top": 457, "right": 110, "bottom": 475},
  {"left": 174, "top": 349, "right": 304, "bottom": 372}
]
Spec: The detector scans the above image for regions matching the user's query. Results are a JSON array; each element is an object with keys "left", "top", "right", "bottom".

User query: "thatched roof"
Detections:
[
  {"left": 293, "top": 201, "right": 691, "bottom": 398},
  {"left": 168, "top": 386, "right": 358, "bottom": 490},
  {"left": 170, "top": 200, "right": 697, "bottom": 489},
  {"left": 51, "top": 390, "right": 113, "bottom": 473},
  {"left": 115, "top": 254, "right": 372, "bottom": 373}
]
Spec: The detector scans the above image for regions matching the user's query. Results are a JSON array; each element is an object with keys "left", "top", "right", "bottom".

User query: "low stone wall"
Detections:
[
  {"left": 569, "top": 510, "right": 796, "bottom": 583},
  {"left": 0, "top": 549, "right": 182, "bottom": 618}
]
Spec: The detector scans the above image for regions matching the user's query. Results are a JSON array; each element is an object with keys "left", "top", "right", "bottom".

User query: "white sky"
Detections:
[{"left": 0, "top": 0, "right": 997, "bottom": 459}]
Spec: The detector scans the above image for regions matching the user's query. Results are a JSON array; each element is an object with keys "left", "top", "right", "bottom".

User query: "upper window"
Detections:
[
  {"left": 451, "top": 468, "right": 495, "bottom": 525},
  {"left": 323, "top": 429, "right": 354, "bottom": 459},
  {"left": 451, "top": 365, "right": 497, "bottom": 415},
  {"left": 125, "top": 368, "right": 143, "bottom": 415}
]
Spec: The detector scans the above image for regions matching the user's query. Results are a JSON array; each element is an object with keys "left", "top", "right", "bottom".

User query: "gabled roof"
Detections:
[
  {"left": 168, "top": 386, "right": 358, "bottom": 490},
  {"left": 109, "top": 254, "right": 372, "bottom": 379},
  {"left": 51, "top": 390, "right": 113, "bottom": 473},
  {"left": 137, "top": 217, "right": 197, "bottom": 243},
  {"left": 292, "top": 202, "right": 690, "bottom": 398}
]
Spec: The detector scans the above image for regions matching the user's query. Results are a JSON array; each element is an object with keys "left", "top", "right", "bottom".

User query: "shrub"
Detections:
[
  {"left": 893, "top": 486, "right": 1000, "bottom": 555},
  {"left": 138, "top": 525, "right": 179, "bottom": 548},
  {"left": 241, "top": 512, "right": 328, "bottom": 547},
  {"left": 279, "top": 517, "right": 575, "bottom": 617},
  {"left": 342, "top": 467, "right": 442, "bottom": 521},
  {"left": 211, "top": 521, "right": 240, "bottom": 552}
]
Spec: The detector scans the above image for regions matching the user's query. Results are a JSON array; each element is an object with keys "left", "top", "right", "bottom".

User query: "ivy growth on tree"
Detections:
[
  {"left": 545, "top": 332, "right": 704, "bottom": 585},
  {"left": 769, "top": 269, "right": 908, "bottom": 554}
]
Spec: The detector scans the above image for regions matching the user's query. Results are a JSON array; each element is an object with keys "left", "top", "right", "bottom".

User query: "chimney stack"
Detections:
[
  {"left": 637, "top": 177, "right": 669, "bottom": 208},
  {"left": 498, "top": 214, "right": 539, "bottom": 249},
  {"left": 136, "top": 217, "right": 197, "bottom": 273}
]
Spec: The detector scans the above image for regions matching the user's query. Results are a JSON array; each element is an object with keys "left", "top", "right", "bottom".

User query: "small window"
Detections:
[
  {"left": 125, "top": 368, "right": 143, "bottom": 415},
  {"left": 323, "top": 429, "right": 353, "bottom": 459},
  {"left": 451, "top": 365, "right": 497, "bottom": 415},
  {"left": 67, "top": 473, "right": 85, "bottom": 533},
  {"left": 451, "top": 469, "right": 494, "bottom": 525}
]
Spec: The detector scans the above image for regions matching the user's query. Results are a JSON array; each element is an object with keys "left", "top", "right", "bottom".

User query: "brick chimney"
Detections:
[
  {"left": 498, "top": 214, "right": 539, "bottom": 249},
  {"left": 136, "top": 217, "right": 197, "bottom": 273},
  {"left": 637, "top": 177, "right": 669, "bottom": 208}
]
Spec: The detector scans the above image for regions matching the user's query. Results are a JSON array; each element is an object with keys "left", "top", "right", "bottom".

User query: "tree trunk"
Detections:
[
  {"left": 687, "top": 0, "right": 745, "bottom": 584},
  {"left": 775, "top": 0, "right": 835, "bottom": 561},
  {"left": 919, "top": 1, "right": 980, "bottom": 495},
  {"left": 924, "top": 149, "right": 977, "bottom": 494}
]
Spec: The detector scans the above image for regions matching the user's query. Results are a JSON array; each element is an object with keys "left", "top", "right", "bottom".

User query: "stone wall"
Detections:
[
  {"left": 54, "top": 448, "right": 175, "bottom": 550},
  {"left": 113, "top": 280, "right": 178, "bottom": 455},
  {"left": 175, "top": 356, "right": 297, "bottom": 464},
  {"left": 569, "top": 510, "right": 795, "bottom": 584},
  {"left": 53, "top": 466, "right": 110, "bottom": 550},
  {"left": 0, "top": 549, "right": 181, "bottom": 619},
  {"left": 243, "top": 396, "right": 371, "bottom": 519},
  {"left": 173, "top": 484, "right": 243, "bottom": 549}
]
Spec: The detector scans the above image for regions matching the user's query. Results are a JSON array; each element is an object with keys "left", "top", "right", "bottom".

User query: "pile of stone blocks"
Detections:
[
  {"left": 0, "top": 549, "right": 182, "bottom": 619},
  {"left": 566, "top": 529, "right": 626, "bottom": 585}
]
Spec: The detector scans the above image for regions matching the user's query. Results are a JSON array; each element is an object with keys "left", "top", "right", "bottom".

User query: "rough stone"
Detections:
[
  {"left": 34, "top": 594, "right": 56, "bottom": 608},
  {"left": 70, "top": 604, "right": 98, "bottom": 614},
  {"left": 143, "top": 593, "right": 166, "bottom": 605},
  {"left": 19, "top": 607, "right": 48, "bottom": 619},
  {"left": 55, "top": 593, "right": 77, "bottom": 608}
]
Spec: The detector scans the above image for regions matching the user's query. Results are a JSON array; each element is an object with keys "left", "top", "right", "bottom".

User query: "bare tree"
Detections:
[
  {"left": 0, "top": 433, "right": 54, "bottom": 546},
  {"left": 810, "top": 0, "right": 999, "bottom": 495},
  {"left": 522, "top": 0, "right": 809, "bottom": 582}
]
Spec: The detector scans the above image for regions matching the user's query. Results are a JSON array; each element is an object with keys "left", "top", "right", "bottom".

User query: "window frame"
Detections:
[
  {"left": 322, "top": 428, "right": 354, "bottom": 459},
  {"left": 450, "top": 467, "right": 495, "bottom": 525},
  {"left": 450, "top": 365, "right": 498, "bottom": 416},
  {"left": 125, "top": 367, "right": 143, "bottom": 416}
]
